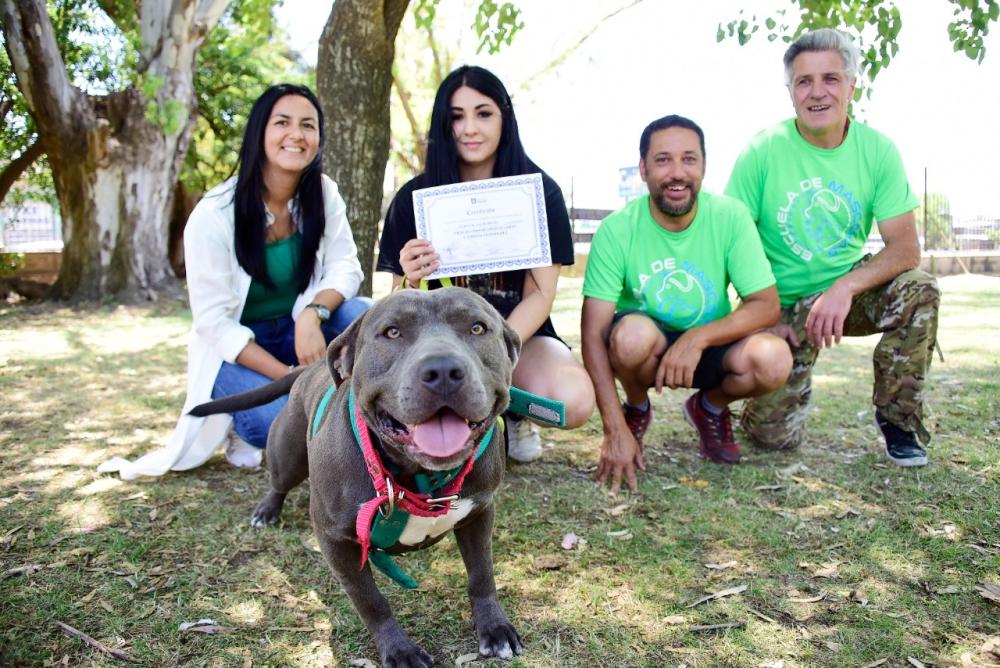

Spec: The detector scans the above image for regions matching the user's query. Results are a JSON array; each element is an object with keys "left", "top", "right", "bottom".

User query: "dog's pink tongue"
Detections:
[{"left": 411, "top": 410, "right": 472, "bottom": 457}]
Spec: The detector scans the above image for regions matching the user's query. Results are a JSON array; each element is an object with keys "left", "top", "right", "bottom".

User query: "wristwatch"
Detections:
[{"left": 306, "top": 303, "right": 331, "bottom": 322}]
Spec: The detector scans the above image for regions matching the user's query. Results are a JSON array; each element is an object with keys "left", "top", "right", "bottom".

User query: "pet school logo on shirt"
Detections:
[
  {"left": 776, "top": 177, "right": 862, "bottom": 261},
  {"left": 638, "top": 259, "right": 718, "bottom": 331}
]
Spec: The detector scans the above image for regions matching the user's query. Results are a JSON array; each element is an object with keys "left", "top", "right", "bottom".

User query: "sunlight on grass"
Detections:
[
  {"left": 285, "top": 639, "right": 335, "bottom": 667},
  {"left": 76, "top": 477, "right": 122, "bottom": 496},
  {"left": 226, "top": 599, "right": 266, "bottom": 625},
  {"left": 56, "top": 496, "right": 111, "bottom": 529},
  {"left": 1, "top": 274, "right": 998, "bottom": 666},
  {"left": 869, "top": 545, "right": 928, "bottom": 580},
  {"left": 0, "top": 331, "right": 75, "bottom": 363}
]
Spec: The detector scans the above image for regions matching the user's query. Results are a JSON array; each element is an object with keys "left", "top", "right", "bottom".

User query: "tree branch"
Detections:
[
  {"left": 392, "top": 72, "right": 426, "bottom": 169},
  {"left": 94, "top": 0, "right": 137, "bottom": 35},
  {"left": 0, "top": 138, "right": 45, "bottom": 205},
  {"left": 0, "top": 0, "right": 81, "bottom": 130}
]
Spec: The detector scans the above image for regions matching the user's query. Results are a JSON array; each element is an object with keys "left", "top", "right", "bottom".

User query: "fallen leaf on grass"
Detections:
[
  {"left": 924, "top": 523, "right": 961, "bottom": 541},
  {"left": 605, "top": 503, "right": 632, "bottom": 517},
  {"left": 662, "top": 615, "right": 686, "bottom": 625},
  {"left": 179, "top": 618, "right": 224, "bottom": 633},
  {"left": 811, "top": 561, "right": 841, "bottom": 578},
  {"left": 532, "top": 555, "right": 566, "bottom": 571},
  {"left": 1, "top": 564, "right": 42, "bottom": 578},
  {"left": 976, "top": 583, "right": 1000, "bottom": 604},
  {"left": 455, "top": 653, "right": 479, "bottom": 666},
  {"left": 848, "top": 589, "right": 869, "bottom": 605},
  {"left": 907, "top": 658, "right": 927, "bottom": 668},
  {"left": 777, "top": 462, "right": 810, "bottom": 478},
  {"left": 679, "top": 477, "right": 710, "bottom": 488},
  {"left": 688, "top": 621, "right": 744, "bottom": 632},
  {"left": 99, "top": 600, "right": 114, "bottom": 614},
  {"left": 704, "top": 560, "right": 737, "bottom": 571},
  {"left": 55, "top": 621, "right": 140, "bottom": 664},
  {"left": 560, "top": 533, "right": 578, "bottom": 550},
  {"left": 929, "top": 583, "right": 961, "bottom": 595},
  {"left": 982, "top": 636, "right": 1000, "bottom": 655},
  {"left": 606, "top": 529, "right": 633, "bottom": 540},
  {"left": 835, "top": 508, "right": 860, "bottom": 520},
  {"left": 862, "top": 660, "right": 888, "bottom": 668},
  {"left": 788, "top": 591, "right": 826, "bottom": 604},
  {"left": 686, "top": 584, "right": 747, "bottom": 608}
]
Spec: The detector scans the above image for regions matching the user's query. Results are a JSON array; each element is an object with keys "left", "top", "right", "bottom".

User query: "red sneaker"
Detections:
[
  {"left": 683, "top": 391, "right": 740, "bottom": 464},
  {"left": 622, "top": 402, "right": 653, "bottom": 446}
]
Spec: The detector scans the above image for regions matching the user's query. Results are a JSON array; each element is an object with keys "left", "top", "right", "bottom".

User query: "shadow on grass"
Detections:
[{"left": 1, "top": 275, "right": 998, "bottom": 666}]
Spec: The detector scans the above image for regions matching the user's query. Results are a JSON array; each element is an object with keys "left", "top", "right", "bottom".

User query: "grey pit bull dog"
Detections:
[{"left": 190, "top": 288, "right": 523, "bottom": 667}]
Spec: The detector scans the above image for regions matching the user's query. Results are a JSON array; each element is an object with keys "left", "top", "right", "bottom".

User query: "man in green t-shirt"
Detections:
[
  {"left": 725, "top": 28, "right": 940, "bottom": 466},
  {"left": 582, "top": 114, "right": 793, "bottom": 494}
]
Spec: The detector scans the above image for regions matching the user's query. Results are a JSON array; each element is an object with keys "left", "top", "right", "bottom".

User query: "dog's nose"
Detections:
[{"left": 419, "top": 355, "right": 466, "bottom": 396}]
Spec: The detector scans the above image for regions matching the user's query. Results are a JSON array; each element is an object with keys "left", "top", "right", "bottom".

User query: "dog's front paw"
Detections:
[
  {"left": 250, "top": 492, "right": 286, "bottom": 528},
  {"left": 379, "top": 638, "right": 434, "bottom": 668},
  {"left": 476, "top": 618, "right": 523, "bottom": 660}
]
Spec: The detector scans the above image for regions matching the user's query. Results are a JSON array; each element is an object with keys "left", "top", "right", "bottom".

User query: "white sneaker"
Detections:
[
  {"left": 225, "top": 431, "right": 263, "bottom": 469},
  {"left": 507, "top": 417, "right": 542, "bottom": 463}
]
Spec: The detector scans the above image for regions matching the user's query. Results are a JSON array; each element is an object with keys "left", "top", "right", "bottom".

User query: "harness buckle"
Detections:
[
  {"left": 379, "top": 478, "right": 396, "bottom": 518},
  {"left": 425, "top": 493, "right": 459, "bottom": 510}
]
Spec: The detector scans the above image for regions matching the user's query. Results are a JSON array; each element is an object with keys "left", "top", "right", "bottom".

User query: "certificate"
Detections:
[{"left": 412, "top": 173, "right": 550, "bottom": 279}]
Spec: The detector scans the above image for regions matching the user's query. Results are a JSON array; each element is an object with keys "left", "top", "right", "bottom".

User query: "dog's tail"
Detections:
[{"left": 188, "top": 367, "right": 306, "bottom": 417}]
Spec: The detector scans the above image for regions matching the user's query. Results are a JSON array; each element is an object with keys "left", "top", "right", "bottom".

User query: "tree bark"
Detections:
[
  {"left": 0, "top": 0, "right": 226, "bottom": 300},
  {"left": 317, "top": 0, "right": 409, "bottom": 297}
]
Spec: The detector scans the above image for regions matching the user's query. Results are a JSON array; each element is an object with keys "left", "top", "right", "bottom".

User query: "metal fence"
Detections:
[{"left": 0, "top": 202, "right": 62, "bottom": 250}]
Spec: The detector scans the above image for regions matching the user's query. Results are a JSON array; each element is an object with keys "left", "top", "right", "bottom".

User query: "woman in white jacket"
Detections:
[{"left": 100, "top": 83, "right": 369, "bottom": 479}]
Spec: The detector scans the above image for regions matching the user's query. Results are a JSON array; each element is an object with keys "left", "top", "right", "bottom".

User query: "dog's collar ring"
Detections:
[{"left": 379, "top": 478, "right": 396, "bottom": 519}]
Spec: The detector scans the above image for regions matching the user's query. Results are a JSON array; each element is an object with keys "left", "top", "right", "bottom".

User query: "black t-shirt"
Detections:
[{"left": 377, "top": 170, "right": 574, "bottom": 338}]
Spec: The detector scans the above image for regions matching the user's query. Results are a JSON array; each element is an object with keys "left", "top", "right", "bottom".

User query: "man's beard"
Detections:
[{"left": 651, "top": 183, "right": 697, "bottom": 218}]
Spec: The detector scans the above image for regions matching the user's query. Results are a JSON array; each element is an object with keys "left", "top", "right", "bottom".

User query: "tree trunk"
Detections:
[
  {"left": 0, "top": 0, "right": 226, "bottom": 300},
  {"left": 317, "top": 0, "right": 409, "bottom": 297}
]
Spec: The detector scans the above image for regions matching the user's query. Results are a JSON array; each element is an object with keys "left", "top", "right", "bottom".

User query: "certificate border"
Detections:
[{"left": 412, "top": 173, "right": 551, "bottom": 278}]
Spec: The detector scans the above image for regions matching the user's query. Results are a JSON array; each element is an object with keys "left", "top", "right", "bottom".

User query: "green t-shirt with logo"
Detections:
[
  {"left": 725, "top": 118, "right": 919, "bottom": 306},
  {"left": 583, "top": 191, "right": 775, "bottom": 331}
]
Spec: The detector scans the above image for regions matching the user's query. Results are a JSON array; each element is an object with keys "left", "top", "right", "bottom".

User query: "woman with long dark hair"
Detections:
[
  {"left": 101, "top": 83, "right": 370, "bottom": 479},
  {"left": 378, "top": 66, "right": 595, "bottom": 462}
]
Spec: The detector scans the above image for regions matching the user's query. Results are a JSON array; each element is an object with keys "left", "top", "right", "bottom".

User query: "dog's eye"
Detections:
[
  {"left": 470, "top": 322, "right": 486, "bottom": 335},
  {"left": 383, "top": 326, "right": 401, "bottom": 339}
]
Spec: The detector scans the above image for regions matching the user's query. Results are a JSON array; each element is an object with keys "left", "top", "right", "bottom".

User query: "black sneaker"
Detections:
[{"left": 873, "top": 410, "right": 927, "bottom": 467}]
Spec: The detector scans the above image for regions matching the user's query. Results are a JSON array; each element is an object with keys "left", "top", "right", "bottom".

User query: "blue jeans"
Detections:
[{"left": 212, "top": 296, "right": 372, "bottom": 448}]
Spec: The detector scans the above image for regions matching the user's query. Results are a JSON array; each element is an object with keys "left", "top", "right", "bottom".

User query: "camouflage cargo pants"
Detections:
[{"left": 741, "top": 262, "right": 940, "bottom": 450}]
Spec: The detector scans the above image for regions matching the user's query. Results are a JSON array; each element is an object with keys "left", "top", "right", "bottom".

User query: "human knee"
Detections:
[
  {"left": 608, "top": 320, "right": 659, "bottom": 369},
  {"left": 747, "top": 336, "right": 793, "bottom": 392},
  {"left": 563, "top": 376, "right": 596, "bottom": 429},
  {"left": 890, "top": 270, "right": 941, "bottom": 320}
]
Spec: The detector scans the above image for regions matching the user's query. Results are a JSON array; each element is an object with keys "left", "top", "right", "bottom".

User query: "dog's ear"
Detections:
[
  {"left": 327, "top": 308, "right": 368, "bottom": 386},
  {"left": 501, "top": 319, "right": 521, "bottom": 369}
]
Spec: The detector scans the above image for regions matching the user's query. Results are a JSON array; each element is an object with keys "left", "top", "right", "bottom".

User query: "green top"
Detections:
[
  {"left": 240, "top": 232, "right": 302, "bottom": 323},
  {"left": 583, "top": 191, "right": 775, "bottom": 331},
  {"left": 725, "top": 118, "right": 919, "bottom": 306}
]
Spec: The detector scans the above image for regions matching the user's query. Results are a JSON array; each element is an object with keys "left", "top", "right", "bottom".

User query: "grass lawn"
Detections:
[{"left": 1, "top": 273, "right": 998, "bottom": 667}]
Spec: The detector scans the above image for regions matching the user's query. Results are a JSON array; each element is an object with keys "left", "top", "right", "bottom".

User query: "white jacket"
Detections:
[{"left": 99, "top": 174, "right": 362, "bottom": 479}]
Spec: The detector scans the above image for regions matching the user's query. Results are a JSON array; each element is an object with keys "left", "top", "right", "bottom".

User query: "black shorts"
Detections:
[{"left": 611, "top": 310, "right": 733, "bottom": 390}]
